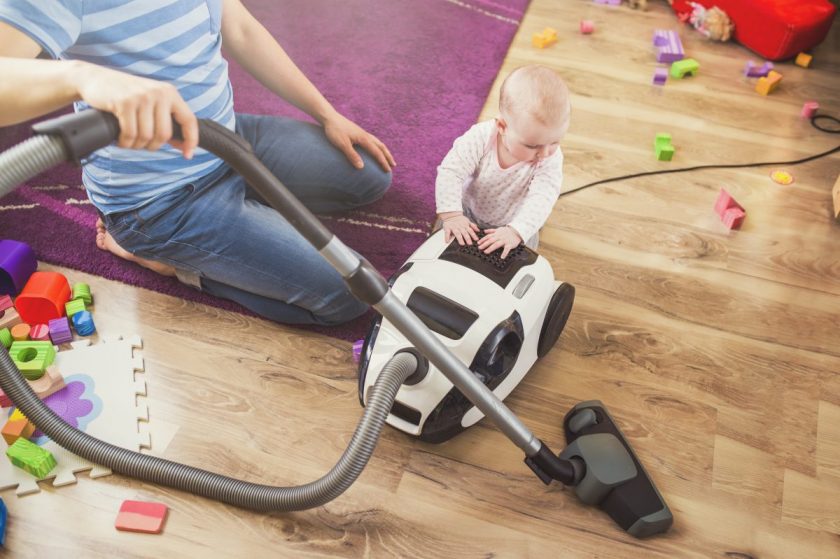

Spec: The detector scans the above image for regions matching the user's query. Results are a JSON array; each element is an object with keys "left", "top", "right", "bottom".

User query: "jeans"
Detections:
[{"left": 101, "top": 114, "right": 392, "bottom": 325}]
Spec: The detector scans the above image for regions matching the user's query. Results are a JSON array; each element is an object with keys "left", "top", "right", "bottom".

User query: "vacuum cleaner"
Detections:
[
  {"left": 358, "top": 228, "right": 575, "bottom": 443},
  {"left": 0, "top": 109, "right": 672, "bottom": 537}
]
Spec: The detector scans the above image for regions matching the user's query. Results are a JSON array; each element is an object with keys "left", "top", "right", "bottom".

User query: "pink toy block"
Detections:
[
  {"left": 801, "top": 101, "right": 819, "bottom": 119},
  {"left": 30, "top": 323, "right": 50, "bottom": 341},
  {"left": 653, "top": 29, "right": 684, "bottom": 63},
  {"left": 115, "top": 500, "right": 168, "bottom": 534},
  {"left": 0, "top": 295, "right": 12, "bottom": 312},
  {"left": 580, "top": 20, "right": 594, "bottom": 34},
  {"left": 722, "top": 207, "right": 746, "bottom": 230}
]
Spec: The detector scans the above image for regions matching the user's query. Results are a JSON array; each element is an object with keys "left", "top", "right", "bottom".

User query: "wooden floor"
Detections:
[{"left": 5, "top": 1, "right": 840, "bottom": 557}]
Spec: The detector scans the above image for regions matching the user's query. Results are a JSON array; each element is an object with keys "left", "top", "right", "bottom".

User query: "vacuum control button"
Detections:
[{"left": 512, "top": 274, "right": 535, "bottom": 298}]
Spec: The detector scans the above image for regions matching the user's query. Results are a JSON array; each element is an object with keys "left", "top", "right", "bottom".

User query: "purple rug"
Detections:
[{"left": 0, "top": 0, "right": 529, "bottom": 341}]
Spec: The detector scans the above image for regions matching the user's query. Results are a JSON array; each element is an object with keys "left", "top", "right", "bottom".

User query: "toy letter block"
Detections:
[
  {"left": 653, "top": 29, "right": 684, "bottom": 63},
  {"left": 670, "top": 58, "right": 699, "bottom": 79},
  {"left": 532, "top": 27, "right": 558, "bottom": 48},
  {"left": 795, "top": 52, "right": 812, "bottom": 68},
  {"left": 8, "top": 341, "right": 56, "bottom": 381},
  {"left": 580, "top": 20, "right": 594, "bottom": 34},
  {"left": 6, "top": 438, "right": 56, "bottom": 479},
  {"left": 654, "top": 133, "right": 675, "bottom": 161},
  {"left": 653, "top": 68, "right": 668, "bottom": 86},
  {"left": 715, "top": 189, "right": 746, "bottom": 230},
  {"left": 0, "top": 240, "right": 37, "bottom": 296},
  {"left": 48, "top": 316, "right": 72, "bottom": 345},
  {"left": 801, "top": 101, "right": 819, "bottom": 119},
  {"left": 15, "top": 271, "right": 71, "bottom": 324},
  {"left": 116, "top": 500, "right": 169, "bottom": 534},
  {"left": 832, "top": 174, "right": 840, "bottom": 220},
  {"left": 755, "top": 70, "right": 782, "bottom": 96}
]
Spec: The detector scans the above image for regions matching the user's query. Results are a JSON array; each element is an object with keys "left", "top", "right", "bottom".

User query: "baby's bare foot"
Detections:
[{"left": 95, "top": 218, "right": 177, "bottom": 277}]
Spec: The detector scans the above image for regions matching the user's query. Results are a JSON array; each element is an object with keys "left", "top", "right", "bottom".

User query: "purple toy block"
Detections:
[
  {"left": 652, "top": 30, "right": 684, "bottom": 63},
  {"left": 352, "top": 339, "right": 364, "bottom": 363},
  {"left": 0, "top": 240, "right": 37, "bottom": 296},
  {"left": 48, "top": 316, "right": 73, "bottom": 344},
  {"left": 594, "top": 0, "right": 621, "bottom": 4},
  {"left": 653, "top": 68, "right": 668, "bottom": 86},
  {"left": 744, "top": 60, "right": 773, "bottom": 78}
]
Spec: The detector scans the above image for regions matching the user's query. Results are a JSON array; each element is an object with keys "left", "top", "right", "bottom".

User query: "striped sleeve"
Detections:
[{"left": 0, "top": 0, "right": 82, "bottom": 57}]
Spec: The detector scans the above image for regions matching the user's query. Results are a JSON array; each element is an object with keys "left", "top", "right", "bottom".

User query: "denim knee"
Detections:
[
  {"left": 354, "top": 156, "right": 392, "bottom": 206},
  {"left": 312, "top": 293, "right": 369, "bottom": 326}
]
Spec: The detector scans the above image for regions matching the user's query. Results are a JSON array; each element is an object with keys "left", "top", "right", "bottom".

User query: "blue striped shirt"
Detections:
[{"left": 0, "top": 0, "right": 234, "bottom": 213}]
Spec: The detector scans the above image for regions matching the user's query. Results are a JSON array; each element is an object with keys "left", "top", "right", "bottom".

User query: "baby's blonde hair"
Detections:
[{"left": 499, "top": 65, "right": 570, "bottom": 128}]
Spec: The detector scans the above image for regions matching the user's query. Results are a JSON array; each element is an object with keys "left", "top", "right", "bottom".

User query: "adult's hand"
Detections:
[{"left": 322, "top": 112, "right": 395, "bottom": 172}]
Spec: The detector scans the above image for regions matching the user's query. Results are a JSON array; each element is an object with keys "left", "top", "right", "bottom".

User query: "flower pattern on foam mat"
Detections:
[{"left": 20, "top": 375, "right": 104, "bottom": 444}]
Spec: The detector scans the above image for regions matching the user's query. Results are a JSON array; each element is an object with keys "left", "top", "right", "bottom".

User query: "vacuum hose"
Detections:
[{"left": 0, "top": 111, "right": 419, "bottom": 510}]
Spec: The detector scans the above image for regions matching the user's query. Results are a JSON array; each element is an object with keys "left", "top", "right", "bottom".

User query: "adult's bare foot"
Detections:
[{"left": 95, "top": 218, "right": 177, "bottom": 277}]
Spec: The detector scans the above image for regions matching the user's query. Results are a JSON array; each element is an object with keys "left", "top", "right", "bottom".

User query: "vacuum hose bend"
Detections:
[
  {"left": 0, "top": 135, "right": 68, "bottom": 199},
  {"left": 0, "top": 347, "right": 417, "bottom": 510}
]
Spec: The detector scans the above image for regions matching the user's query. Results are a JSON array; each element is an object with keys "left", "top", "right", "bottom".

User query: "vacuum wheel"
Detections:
[{"left": 537, "top": 283, "right": 575, "bottom": 359}]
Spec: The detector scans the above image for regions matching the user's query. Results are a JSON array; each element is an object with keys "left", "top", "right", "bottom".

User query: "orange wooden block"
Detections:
[
  {"left": 795, "top": 52, "right": 812, "bottom": 68},
  {"left": 0, "top": 307, "right": 22, "bottom": 330},
  {"left": 2, "top": 418, "right": 34, "bottom": 446},
  {"left": 755, "top": 70, "right": 782, "bottom": 95},
  {"left": 532, "top": 27, "right": 558, "bottom": 48},
  {"left": 832, "top": 174, "right": 840, "bottom": 220},
  {"left": 10, "top": 323, "right": 30, "bottom": 342}
]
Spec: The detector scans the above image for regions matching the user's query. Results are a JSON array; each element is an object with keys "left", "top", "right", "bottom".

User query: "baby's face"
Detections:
[{"left": 499, "top": 112, "right": 567, "bottom": 164}]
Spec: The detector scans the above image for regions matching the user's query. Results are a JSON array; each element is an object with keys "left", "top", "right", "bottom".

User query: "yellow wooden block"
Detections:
[
  {"left": 531, "top": 27, "right": 558, "bottom": 49},
  {"left": 756, "top": 70, "right": 782, "bottom": 96},
  {"left": 10, "top": 408, "right": 27, "bottom": 422},
  {"left": 795, "top": 52, "right": 812, "bottom": 68}
]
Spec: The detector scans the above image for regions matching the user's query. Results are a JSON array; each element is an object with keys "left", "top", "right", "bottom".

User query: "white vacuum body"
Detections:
[{"left": 358, "top": 230, "right": 575, "bottom": 443}]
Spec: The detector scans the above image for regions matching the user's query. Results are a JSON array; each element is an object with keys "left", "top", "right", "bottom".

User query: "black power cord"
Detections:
[{"left": 560, "top": 114, "right": 840, "bottom": 197}]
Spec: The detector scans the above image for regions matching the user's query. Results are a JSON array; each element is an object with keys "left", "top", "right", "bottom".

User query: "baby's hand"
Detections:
[
  {"left": 441, "top": 213, "right": 480, "bottom": 246},
  {"left": 477, "top": 226, "right": 522, "bottom": 259}
]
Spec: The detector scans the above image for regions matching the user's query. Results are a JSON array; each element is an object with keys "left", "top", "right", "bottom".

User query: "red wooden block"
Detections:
[
  {"left": 722, "top": 207, "right": 746, "bottom": 230},
  {"left": 115, "top": 500, "right": 168, "bottom": 534},
  {"left": 714, "top": 188, "right": 744, "bottom": 218}
]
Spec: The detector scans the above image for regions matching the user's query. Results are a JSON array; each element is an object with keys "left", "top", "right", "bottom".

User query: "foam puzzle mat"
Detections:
[{"left": 0, "top": 335, "right": 149, "bottom": 496}]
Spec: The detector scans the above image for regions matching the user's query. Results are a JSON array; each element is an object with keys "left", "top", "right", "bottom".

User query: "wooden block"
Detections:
[
  {"left": 29, "top": 323, "right": 50, "bottom": 341},
  {"left": 832, "top": 174, "right": 840, "bottom": 220},
  {"left": 10, "top": 323, "right": 30, "bottom": 342},
  {"left": 2, "top": 418, "right": 35, "bottom": 446},
  {"left": 6, "top": 438, "right": 56, "bottom": 478},
  {"left": 795, "top": 52, "right": 812, "bottom": 68},
  {"left": 115, "top": 500, "right": 169, "bottom": 534},
  {"left": 8, "top": 341, "right": 56, "bottom": 380},
  {"left": 64, "top": 299, "right": 86, "bottom": 318},
  {"left": 0, "top": 327, "right": 11, "bottom": 350},
  {"left": 0, "top": 295, "right": 12, "bottom": 312},
  {"left": 27, "top": 365, "right": 66, "bottom": 400},
  {"left": 756, "top": 70, "right": 782, "bottom": 96},
  {"left": 0, "top": 307, "right": 21, "bottom": 330}
]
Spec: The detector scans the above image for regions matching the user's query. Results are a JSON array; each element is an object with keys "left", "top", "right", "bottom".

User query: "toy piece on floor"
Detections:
[
  {"left": 652, "top": 68, "right": 668, "bottom": 86},
  {"left": 670, "top": 58, "right": 699, "bottom": 79},
  {"left": 532, "top": 27, "right": 558, "bottom": 49},
  {"left": 6, "top": 438, "right": 57, "bottom": 479},
  {"left": 0, "top": 240, "right": 37, "bottom": 297},
  {"left": 72, "top": 310, "right": 96, "bottom": 336},
  {"left": 770, "top": 169, "right": 794, "bottom": 185},
  {"left": 652, "top": 29, "right": 684, "bottom": 63},
  {"left": 352, "top": 339, "right": 364, "bottom": 363},
  {"left": 801, "top": 101, "right": 819, "bottom": 119},
  {"left": 65, "top": 298, "right": 86, "bottom": 318},
  {"left": 0, "top": 497, "right": 6, "bottom": 547},
  {"left": 71, "top": 283, "right": 92, "bottom": 306},
  {"left": 593, "top": 0, "right": 622, "bottom": 5},
  {"left": 8, "top": 340, "right": 56, "bottom": 380},
  {"left": 654, "top": 133, "right": 675, "bottom": 161},
  {"left": 0, "top": 328, "right": 10, "bottom": 349},
  {"left": 714, "top": 189, "right": 746, "bottom": 230},
  {"left": 10, "top": 323, "right": 29, "bottom": 342},
  {"left": 48, "top": 317, "right": 72, "bottom": 345},
  {"left": 795, "top": 52, "right": 812, "bottom": 68},
  {"left": 832, "top": 175, "right": 840, "bottom": 220},
  {"left": 15, "top": 271, "right": 71, "bottom": 324},
  {"left": 743, "top": 60, "right": 773, "bottom": 78},
  {"left": 115, "top": 500, "right": 168, "bottom": 534},
  {"left": 580, "top": 20, "right": 594, "bottom": 34},
  {"left": 755, "top": 70, "right": 782, "bottom": 96},
  {"left": 29, "top": 323, "right": 49, "bottom": 341},
  {"left": 1, "top": 409, "right": 35, "bottom": 446}
]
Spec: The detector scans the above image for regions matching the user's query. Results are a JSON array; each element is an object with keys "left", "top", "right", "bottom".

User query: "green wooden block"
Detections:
[
  {"left": 0, "top": 328, "right": 11, "bottom": 349},
  {"left": 72, "top": 283, "right": 92, "bottom": 306},
  {"left": 65, "top": 299, "right": 86, "bottom": 317},
  {"left": 6, "top": 438, "right": 57, "bottom": 479},
  {"left": 8, "top": 341, "right": 56, "bottom": 380},
  {"left": 670, "top": 58, "right": 699, "bottom": 79},
  {"left": 654, "top": 133, "right": 675, "bottom": 161}
]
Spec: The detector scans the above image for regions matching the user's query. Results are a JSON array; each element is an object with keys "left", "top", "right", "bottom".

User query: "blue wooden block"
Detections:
[
  {"left": 0, "top": 496, "right": 6, "bottom": 546},
  {"left": 72, "top": 310, "right": 96, "bottom": 336}
]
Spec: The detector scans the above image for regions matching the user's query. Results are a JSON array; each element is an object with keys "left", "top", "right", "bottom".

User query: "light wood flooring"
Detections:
[{"left": 4, "top": 0, "right": 840, "bottom": 557}]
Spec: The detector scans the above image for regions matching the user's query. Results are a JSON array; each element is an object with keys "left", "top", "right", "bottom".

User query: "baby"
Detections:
[{"left": 435, "top": 65, "right": 570, "bottom": 258}]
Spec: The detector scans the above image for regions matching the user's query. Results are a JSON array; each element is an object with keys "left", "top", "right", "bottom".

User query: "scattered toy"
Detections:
[
  {"left": 15, "top": 271, "right": 71, "bottom": 324},
  {"left": 714, "top": 188, "right": 746, "bottom": 230},
  {"left": 755, "top": 70, "right": 782, "bottom": 95},
  {"left": 801, "top": 101, "right": 819, "bottom": 119},
  {"left": 72, "top": 310, "right": 96, "bottom": 336},
  {"left": 653, "top": 67, "right": 668, "bottom": 86},
  {"left": 115, "top": 500, "right": 169, "bottom": 534},
  {"left": 770, "top": 169, "right": 794, "bottom": 185},
  {"left": 670, "top": 58, "right": 699, "bottom": 79},
  {"left": 833, "top": 174, "right": 840, "bottom": 220},
  {"left": 744, "top": 60, "right": 773, "bottom": 78},
  {"left": 352, "top": 339, "right": 364, "bottom": 363},
  {"left": 653, "top": 29, "right": 684, "bottom": 63},
  {"left": 654, "top": 133, "right": 675, "bottom": 161},
  {"left": 48, "top": 316, "right": 73, "bottom": 345},
  {"left": 6, "top": 438, "right": 57, "bottom": 479},
  {"left": 795, "top": 52, "right": 812, "bottom": 68},
  {"left": 580, "top": 20, "right": 594, "bottom": 34},
  {"left": 532, "top": 27, "right": 558, "bottom": 49}
]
